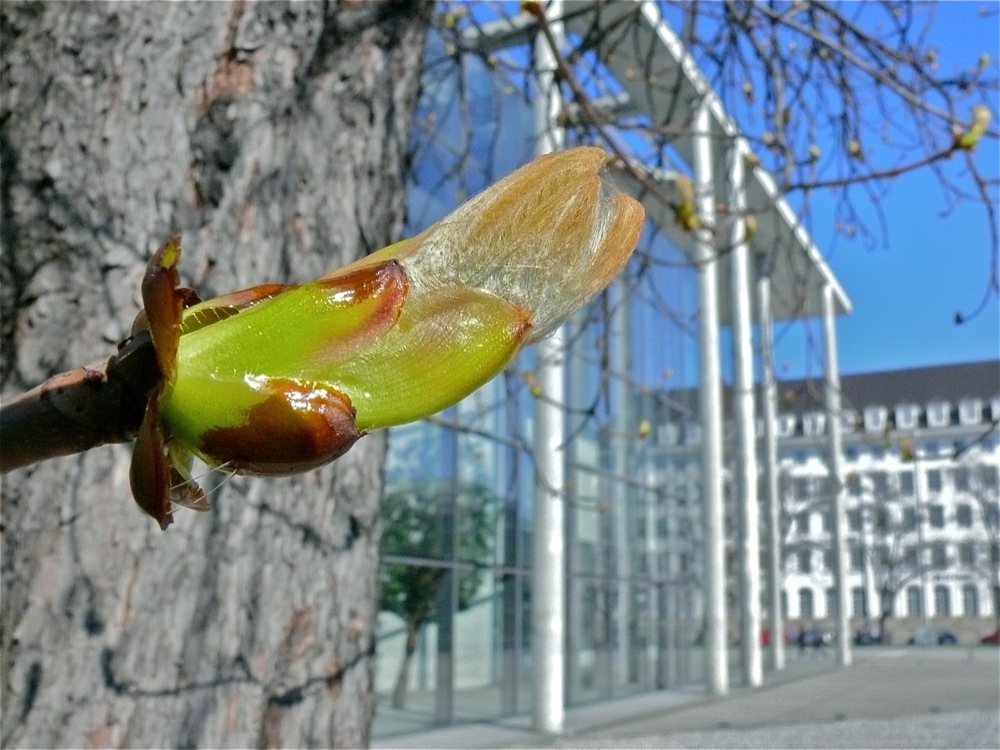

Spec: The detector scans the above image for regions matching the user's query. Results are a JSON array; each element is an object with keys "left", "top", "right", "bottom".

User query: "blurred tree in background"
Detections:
[{"left": 380, "top": 482, "right": 493, "bottom": 709}]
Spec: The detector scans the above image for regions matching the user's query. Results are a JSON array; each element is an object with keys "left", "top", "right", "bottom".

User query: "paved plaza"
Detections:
[{"left": 373, "top": 647, "right": 999, "bottom": 749}]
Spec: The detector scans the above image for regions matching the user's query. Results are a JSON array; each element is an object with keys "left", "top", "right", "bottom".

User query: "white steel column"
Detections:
[
  {"left": 644, "top": 460, "right": 663, "bottom": 688},
  {"left": 822, "top": 284, "right": 852, "bottom": 666},
  {"left": 609, "top": 279, "right": 632, "bottom": 689},
  {"left": 564, "top": 315, "right": 587, "bottom": 704},
  {"left": 728, "top": 139, "right": 762, "bottom": 688},
  {"left": 532, "top": 0, "right": 566, "bottom": 734},
  {"left": 756, "top": 256, "right": 785, "bottom": 671},
  {"left": 693, "top": 101, "right": 728, "bottom": 696}
]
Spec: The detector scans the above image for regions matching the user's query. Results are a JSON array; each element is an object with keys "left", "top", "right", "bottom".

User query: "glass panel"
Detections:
[
  {"left": 954, "top": 467, "right": 971, "bottom": 491},
  {"left": 798, "top": 550, "right": 812, "bottom": 574},
  {"left": 852, "top": 587, "right": 868, "bottom": 618},
  {"left": 450, "top": 570, "right": 532, "bottom": 723},
  {"left": 799, "top": 588, "right": 814, "bottom": 619},
  {"left": 871, "top": 471, "right": 889, "bottom": 495},
  {"left": 927, "top": 469, "right": 943, "bottom": 492},
  {"left": 847, "top": 474, "right": 862, "bottom": 497},
  {"left": 934, "top": 586, "right": 951, "bottom": 617},
  {"left": 959, "top": 542, "right": 975, "bottom": 567},
  {"left": 850, "top": 545, "right": 864, "bottom": 571},
  {"left": 847, "top": 509, "right": 862, "bottom": 532},
  {"left": 963, "top": 585, "right": 979, "bottom": 617},
  {"left": 899, "top": 472, "right": 915, "bottom": 495},
  {"left": 375, "top": 561, "right": 447, "bottom": 734}
]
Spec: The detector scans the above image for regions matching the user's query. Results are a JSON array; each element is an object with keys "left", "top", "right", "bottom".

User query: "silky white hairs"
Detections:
[{"left": 405, "top": 147, "right": 644, "bottom": 342}]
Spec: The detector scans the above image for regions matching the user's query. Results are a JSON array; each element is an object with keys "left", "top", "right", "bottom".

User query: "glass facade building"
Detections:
[
  {"left": 371, "top": 3, "right": 852, "bottom": 738},
  {"left": 373, "top": 42, "right": 707, "bottom": 738}
]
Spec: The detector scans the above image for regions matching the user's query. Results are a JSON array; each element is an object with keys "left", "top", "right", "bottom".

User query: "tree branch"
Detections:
[{"left": 0, "top": 332, "right": 160, "bottom": 473}]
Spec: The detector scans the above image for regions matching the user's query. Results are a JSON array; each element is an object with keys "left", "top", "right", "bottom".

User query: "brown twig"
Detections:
[{"left": 0, "top": 332, "right": 160, "bottom": 473}]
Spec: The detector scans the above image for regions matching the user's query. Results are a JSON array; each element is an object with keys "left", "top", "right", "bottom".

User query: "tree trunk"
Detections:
[
  {"left": 878, "top": 607, "right": 890, "bottom": 645},
  {"left": 993, "top": 571, "right": 1000, "bottom": 635},
  {"left": 1, "top": 2, "right": 428, "bottom": 747},
  {"left": 391, "top": 619, "right": 420, "bottom": 710}
]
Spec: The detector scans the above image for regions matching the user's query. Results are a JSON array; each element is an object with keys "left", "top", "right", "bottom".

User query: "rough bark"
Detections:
[{"left": 1, "top": 1, "right": 429, "bottom": 747}]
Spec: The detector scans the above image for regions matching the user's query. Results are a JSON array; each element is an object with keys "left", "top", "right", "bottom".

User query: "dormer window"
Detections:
[
  {"left": 864, "top": 406, "right": 887, "bottom": 432},
  {"left": 684, "top": 422, "right": 702, "bottom": 445},
  {"left": 991, "top": 396, "right": 1000, "bottom": 421},
  {"left": 959, "top": 398, "right": 983, "bottom": 426},
  {"left": 803, "top": 411, "right": 826, "bottom": 436},
  {"left": 895, "top": 403, "right": 919, "bottom": 430},
  {"left": 927, "top": 400, "right": 950, "bottom": 428},
  {"left": 840, "top": 409, "right": 858, "bottom": 432},
  {"left": 778, "top": 413, "right": 797, "bottom": 438}
]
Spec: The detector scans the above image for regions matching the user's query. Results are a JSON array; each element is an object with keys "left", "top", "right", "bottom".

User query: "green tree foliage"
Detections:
[{"left": 380, "top": 481, "right": 495, "bottom": 707}]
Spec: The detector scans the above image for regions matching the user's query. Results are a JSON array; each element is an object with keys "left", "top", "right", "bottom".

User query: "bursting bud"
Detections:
[
  {"left": 129, "top": 147, "right": 644, "bottom": 529},
  {"left": 672, "top": 174, "right": 699, "bottom": 232},
  {"left": 954, "top": 104, "right": 992, "bottom": 151}
]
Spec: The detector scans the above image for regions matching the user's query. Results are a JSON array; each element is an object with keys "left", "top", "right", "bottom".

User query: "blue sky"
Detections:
[
  {"left": 769, "top": 2, "right": 999, "bottom": 377},
  {"left": 420, "top": 2, "right": 999, "bottom": 387}
]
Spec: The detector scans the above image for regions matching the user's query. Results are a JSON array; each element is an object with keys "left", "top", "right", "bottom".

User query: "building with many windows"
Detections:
[
  {"left": 644, "top": 360, "right": 1000, "bottom": 645},
  {"left": 773, "top": 360, "right": 1000, "bottom": 641}
]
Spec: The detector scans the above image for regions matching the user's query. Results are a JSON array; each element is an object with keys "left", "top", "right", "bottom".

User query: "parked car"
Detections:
[
  {"left": 907, "top": 626, "right": 958, "bottom": 645},
  {"left": 937, "top": 630, "right": 958, "bottom": 645},
  {"left": 853, "top": 625, "right": 882, "bottom": 645},
  {"left": 981, "top": 629, "right": 999, "bottom": 645},
  {"left": 798, "top": 628, "right": 834, "bottom": 647}
]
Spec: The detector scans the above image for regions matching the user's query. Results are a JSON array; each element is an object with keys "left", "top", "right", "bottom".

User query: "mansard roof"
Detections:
[
  {"left": 643, "top": 360, "right": 999, "bottom": 421},
  {"left": 775, "top": 360, "right": 999, "bottom": 414}
]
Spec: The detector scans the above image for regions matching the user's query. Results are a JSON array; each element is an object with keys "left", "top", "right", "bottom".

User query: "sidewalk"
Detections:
[
  {"left": 372, "top": 647, "right": 999, "bottom": 750},
  {"left": 372, "top": 649, "right": 839, "bottom": 749},
  {"left": 559, "top": 647, "right": 998, "bottom": 749}
]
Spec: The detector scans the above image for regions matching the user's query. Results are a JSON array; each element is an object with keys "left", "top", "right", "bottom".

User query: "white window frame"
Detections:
[
  {"left": 803, "top": 411, "right": 826, "bottom": 436},
  {"left": 927, "top": 400, "right": 950, "bottom": 428},
  {"left": 777, "top": 413, "right": 797, "bottom": 438},
  {"left": 864, "top": 406, "right": 887, "bottom": 432},
  {"left": 959, "top": 398, "right": 983, "bottom": 426},
  {"left": 895, "top": 403, "right": 919, "bottom": 430}
]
